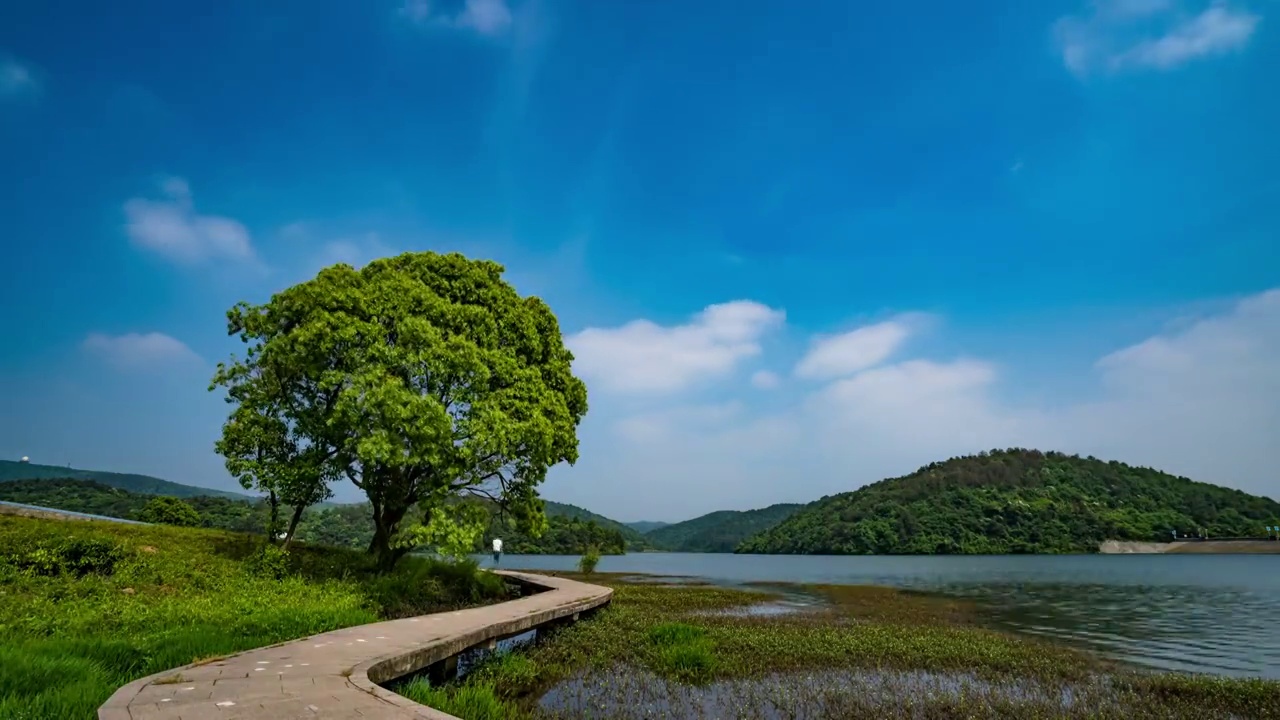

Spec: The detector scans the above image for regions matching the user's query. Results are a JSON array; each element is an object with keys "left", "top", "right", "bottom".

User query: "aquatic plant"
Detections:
[{"left": 410, "top": 573, "right": 1280, "bottom": 719}]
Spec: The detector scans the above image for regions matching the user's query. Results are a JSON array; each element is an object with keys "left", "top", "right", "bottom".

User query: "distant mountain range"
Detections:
[
  {"left": 0, "top": 460, "right": 253, "bottom": 501},
  {"left": 0, "top": 459, "right": 804, "bottom": 553},
  {"left": 625, "top": 521, "right": 669, "bottom": 533},
  {"left": 642, "top": 504, "right": 806, "bottom": 552},
  {"left": 542, "top": 500, "right": 654, "bottom": 551},
  {"left": 9, "top": 451, "right": 1273, "bottom": 557}
]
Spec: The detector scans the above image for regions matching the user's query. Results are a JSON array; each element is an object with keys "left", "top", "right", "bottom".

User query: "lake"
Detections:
[{"left": 490, "top": 552, "right": 1280, "bottom": 679}]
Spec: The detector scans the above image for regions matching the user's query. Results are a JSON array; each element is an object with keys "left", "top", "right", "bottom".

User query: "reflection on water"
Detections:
[
  {"left": 491, "top": 552, "right": 1280, "bottom": 678},
  {"left": 946, "top": 581, "right": 1277, "bottom": 677},
  {"left": 455, "top": 629, "right": 537, "bottom": 678},
  {"left": 538, "top": 667, "right": 1159, "bottom": 720}
]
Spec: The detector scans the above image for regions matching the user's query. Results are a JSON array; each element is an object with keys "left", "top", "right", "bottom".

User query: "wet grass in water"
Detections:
[{"left": 408, "top": 572, "right": 1280, "bottom": 719}]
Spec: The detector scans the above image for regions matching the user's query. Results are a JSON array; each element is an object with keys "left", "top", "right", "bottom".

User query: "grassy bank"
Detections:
[
  {"left": 400, "top": 573, "right": 1280, "bottom": 720},
  {"left": 0, "top": 515, "right": 510, "bottom": 719}
]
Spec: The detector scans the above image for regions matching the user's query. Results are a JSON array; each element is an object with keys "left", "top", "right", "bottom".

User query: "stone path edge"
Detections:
[{"left": 97, "top": 570, "right": 612, "bottom": 720}]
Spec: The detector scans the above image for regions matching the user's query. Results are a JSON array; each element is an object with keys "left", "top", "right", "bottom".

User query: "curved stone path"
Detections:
[{"left": 98, "top": 571, "right": 612, "bottom": 720}]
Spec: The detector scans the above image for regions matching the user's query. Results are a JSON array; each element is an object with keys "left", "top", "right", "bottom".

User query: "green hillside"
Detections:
[
  {"left": 626, "top": 521, "right": 669, "bottom": 533},
  {"left": 544, "top": 500, "right": 653, "bottom": 551},
  {"left": 0, "top": 478, "right": 642, "bottom": 555},
  {"left": 738, "top": 449, "right": 1280, "bottom": 555},
  {"left": 646, "top": 503, "right": 803, "bottom": 552},
  {"left": 0, "top": 460, "right": 252, "bottom": 501}
]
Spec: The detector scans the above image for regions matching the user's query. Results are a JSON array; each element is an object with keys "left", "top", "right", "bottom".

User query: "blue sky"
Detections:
[{"left": 1, "top": 0, "right": 1276, "bottom": 521}]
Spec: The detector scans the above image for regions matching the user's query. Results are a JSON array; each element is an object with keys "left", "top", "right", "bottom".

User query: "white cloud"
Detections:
[
  {"left": 1055, "top": 1, "right": 1260, "bottom": 76},
  {"left": 552, "top": 288, "right": 1280, "bottom": 520},
  {"left": 400, "top": 0, "right": 513, "bottom": 36},
  {"left": 751, "top": 370, "right": 780, "bottom": 389},
  {"left": 567, "top": 301, "right": 784, "bottom": 394},
  {"left": 123, "top": 177, "right": 255, "bottom": 264},
  {"left": 0, "top": 56, "right": 40, "bottom": 99},
  {"left": 794, "top": 316, "right": 922, "bottom": 380},
  {"left": 83, "top": 332, "right": 202, "bottom": 370},
  {"left": 1113, "top": 5, "right": 1260, "bottom": 69}
]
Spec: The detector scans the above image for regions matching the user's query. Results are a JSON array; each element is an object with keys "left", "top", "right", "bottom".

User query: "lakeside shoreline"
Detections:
[
  {"left": 1099, "top": 539, "right": 1280, "bottom": 554},
  {"left": 405, "top": 572, "right": 1280, "bottom": 719}
]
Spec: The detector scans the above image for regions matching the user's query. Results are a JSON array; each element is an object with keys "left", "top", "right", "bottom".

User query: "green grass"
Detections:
[
  {"left": 409, "top": 573, "right": 1280, "bottom": 720},
  {"left": 0, "top": 514, "right": 510, "bottom": 719},
  {"left": 400, "top": 677, "right": 511, "bottom": 720}
]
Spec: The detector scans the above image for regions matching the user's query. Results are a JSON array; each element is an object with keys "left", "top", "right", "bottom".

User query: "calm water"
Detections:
[{"left": 491, "top": 552, "right": 1280, "bottom": 679}]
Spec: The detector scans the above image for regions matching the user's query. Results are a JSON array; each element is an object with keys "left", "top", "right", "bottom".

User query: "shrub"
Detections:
[
  {"left": 578, "top": 547, "right": 601, "bottom": 576},
  {"left": 246, "top": 543, "right": 291, "bottom": 580},
  {"left": 12, "top": 537, "right": 125, "bottom": 578},
  {"left": 364, "top": 557, "right": 508, "bottom": 618},
  {"left": 135, "top": 497, "right": 201, "bottom": 527}
]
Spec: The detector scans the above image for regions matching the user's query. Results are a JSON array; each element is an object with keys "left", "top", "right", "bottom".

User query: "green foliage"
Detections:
[
  {"left": 577, "top": 547, "right": 601, "bottom": 575},
  {"left": 485, "top": 512, "right": 629, "bottom": 555},
  {"left": 0, "top": 514, "right": 509, "bottom": 719},
  {"left": 543, "top": 501, "right": 652, "bottom": 551},
  {"left": 134, "top": 496, "right": 201, "bottom": 527},
  {"left": 292, "top": 501, "right": 374, "bottom": 549},
  {"left": 211, "top": 251, "right": 589, "bottom": 568},
  {"left": 738, "top": 449, "right": 1280, "bottom": 555},
  {"left": 246, "top": 543, "right": 291, "bottom": 580},
  {"left": 0, "top": 480, "right": 639, "bottom": 558},
  {"left": 12, "top": 537, "right": 125, "bottom": 578},
  {"left": 644, "top": 503, "right": 802, "bottom": 552},
  {"left": 398, "top": 501, "right": 491, "bottom": 559},
  {"left": 0, "top": 460, "right": 252, "bottom": 501}
]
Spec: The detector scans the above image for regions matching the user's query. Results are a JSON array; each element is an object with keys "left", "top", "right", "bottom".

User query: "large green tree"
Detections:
[{"left": 211, "top": 252, "right": 588, "bottom": 568}]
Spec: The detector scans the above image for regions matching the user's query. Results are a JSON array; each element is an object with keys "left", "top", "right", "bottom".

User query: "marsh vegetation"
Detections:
[{"left": 399, "top": 574, "right": 1280, "bottom": 719}]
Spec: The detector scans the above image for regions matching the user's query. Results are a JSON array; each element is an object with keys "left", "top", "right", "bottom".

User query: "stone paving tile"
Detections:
[{"left": 97, "top": 571, "right": 610, "bottom": 720}]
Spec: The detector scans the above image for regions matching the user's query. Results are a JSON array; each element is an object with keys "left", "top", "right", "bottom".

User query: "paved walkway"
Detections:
[{"left": 98, "top": 571, "right": 612, "bottom": 720}]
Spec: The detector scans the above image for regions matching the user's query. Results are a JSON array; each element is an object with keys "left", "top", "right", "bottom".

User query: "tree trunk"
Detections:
[
  {"left": 267, "top": 490, "right": 280, "bottom": 543},
  {"left": 282, "top": 504, "right": 306, "bottom": 550},
  {"left": 369, "top": 500, "right": 412, "bottom": 571}
]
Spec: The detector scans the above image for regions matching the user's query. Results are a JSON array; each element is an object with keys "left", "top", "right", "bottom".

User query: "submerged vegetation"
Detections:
[
  {"left": 400, "top": 575, "right": 1280, "bottom": 719},
  {"left": 739, "top": 449, "right": 1280, "bottom": 555},
  {"left": 0, "top": 515, "right": 509, "bottom": 719}
]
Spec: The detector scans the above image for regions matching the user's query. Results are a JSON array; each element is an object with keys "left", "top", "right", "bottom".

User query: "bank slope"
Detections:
[
  {"left": 0, "top": 460, "right": 252, "bottom": 501},
  {"left": 647, "top": 503, "right": 804, "bottom": 552},
  {"left": 737, "top": 449, "right": 1280, "bottom": 555}
]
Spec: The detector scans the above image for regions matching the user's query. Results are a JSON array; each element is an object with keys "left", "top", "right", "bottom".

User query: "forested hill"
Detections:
[
  {"left": 0, "top": 477, "right": 645, "bottom": 555},
  {"left": 737, "top": 449, "right": 1280, "bottom": 555},
  {"left": 646, "top": 503, "right": 804, "bottom": 552},
  {"left": 0, "top": 460, "right": 252, "bottom": 501},
  {"left": 544, "top": 501, "right": 653, "bottom": 551},
  {"left": 626, "top": 521, "right": 669, "bottom": 533}
]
